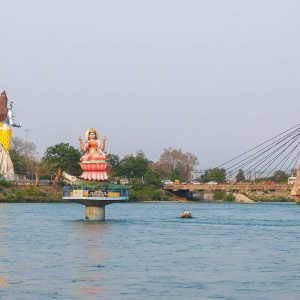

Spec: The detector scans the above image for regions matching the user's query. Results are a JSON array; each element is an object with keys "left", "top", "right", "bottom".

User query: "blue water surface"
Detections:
[{"left": 0, "top": 202, "right": 300, "bottom": 299}]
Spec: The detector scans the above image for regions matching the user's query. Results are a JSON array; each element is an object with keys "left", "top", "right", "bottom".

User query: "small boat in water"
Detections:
[{"left": 181, "top": 210, "right": 192, "bottom": 218}]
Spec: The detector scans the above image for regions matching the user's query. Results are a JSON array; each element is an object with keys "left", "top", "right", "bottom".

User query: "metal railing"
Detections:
[
  {"left": 7, "top": 179, "right": 55, "bottom": 186},
  {"left": 63, "top": 185, "right": 129, "bottom": 200}
]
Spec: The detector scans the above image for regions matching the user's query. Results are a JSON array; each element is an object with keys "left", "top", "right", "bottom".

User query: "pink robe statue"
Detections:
[{"left": 79, "top": 128, "right": 108, "bottom": 180}]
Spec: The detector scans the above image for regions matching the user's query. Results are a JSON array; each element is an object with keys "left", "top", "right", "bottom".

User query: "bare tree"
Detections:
[
  {"left": 26, "top": 157, "right": 54, "bottom": 186},
  {"left": 9, "top": 137, "right": 37, "bottom": 175},
  {"left": 10, "top": 137, "right": 36, "bottom": 158},
  {"left": 156, "top": 148, "right": 199, "bottom": 181}
]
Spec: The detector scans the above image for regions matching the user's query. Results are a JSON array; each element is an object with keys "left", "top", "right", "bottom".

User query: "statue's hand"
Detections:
[
  {"left": 103, "top": 136, "right": 106, "bottom": 141},
  {"left": 79, "top": 137, "right": 82, "bottom": 142}
]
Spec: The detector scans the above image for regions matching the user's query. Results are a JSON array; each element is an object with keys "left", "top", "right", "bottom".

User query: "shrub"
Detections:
[
  {"left": 0, "top": 179, "right": 12, "bottom": 188},
  {"left": 224, "top": 192, "right": 235, "bottom": 201},
  {"left": 129, "top": 185, "right": 169, "bottom": 201},
  {"left": 4, "top": 187, "right": 47, "bottom": 202},
  {"left": 213, "top": 190, "right": 226, "bottom": 200}
]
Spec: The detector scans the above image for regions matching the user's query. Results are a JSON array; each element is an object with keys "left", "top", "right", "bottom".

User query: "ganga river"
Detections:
[{"left": 0, "top": 202, "right": 300, "bottom": 300}]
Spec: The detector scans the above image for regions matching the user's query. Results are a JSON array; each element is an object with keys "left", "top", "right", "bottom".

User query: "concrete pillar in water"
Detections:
[{"left": 85, "top": 205, "right": 105, "bottom": 220}]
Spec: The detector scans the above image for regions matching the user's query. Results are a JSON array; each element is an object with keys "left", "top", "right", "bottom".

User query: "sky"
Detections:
[{"left": 1, "top": 0, "right": 299, "bottom": 170}]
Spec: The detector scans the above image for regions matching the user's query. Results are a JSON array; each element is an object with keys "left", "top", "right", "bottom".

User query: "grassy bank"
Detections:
[
  {"left": 0, "top": 180, "right": 294, "bottom": 203},
  {"left": 129, "top": 184, "right": 172, "bottom": 201},
  {"left": 0, "top": 180, "right": 173, "bottom": 203},
  {"left": 193, "top": 190, "right": 294, "bottom": 203},
  {"left": 244, "top": 191, "right": 293, "bottom": 202},
  {"left": 0, "top": 181, "right": 64, "bottom": 203}
]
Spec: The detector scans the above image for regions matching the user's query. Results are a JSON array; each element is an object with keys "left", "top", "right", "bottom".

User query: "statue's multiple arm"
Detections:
[
  {"left": 100, "top": 136, "right": 106, "bottom": 152},
  {"left": 6, "top": 108, "right": 22, "bottom": 127},
  {"left": 79, "top": 135, "right": 106, "bottom": 156},
  {"left": 79, "top": 137, "right": 85, "bottom": 153}
]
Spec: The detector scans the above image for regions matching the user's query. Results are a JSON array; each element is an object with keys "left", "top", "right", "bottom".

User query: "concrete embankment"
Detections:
[{"left": 194, "top": 190, "right": 293, "bottom": 203}]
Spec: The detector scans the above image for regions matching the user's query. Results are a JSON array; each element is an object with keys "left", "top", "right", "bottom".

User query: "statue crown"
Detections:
[{"left": 85, "top": 128, "right": 98, "bottom": 140}]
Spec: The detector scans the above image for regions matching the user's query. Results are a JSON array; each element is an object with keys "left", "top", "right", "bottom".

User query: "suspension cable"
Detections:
[
  {"left": 229, "top": 132, "right": 300, "bottom": 177},
  {"left": 217, "top": 123, "right": 300, "bottom": 168},
  {"left": 223, "top": 127, "right": 300, "bottom": 172},
  {"left": 263, "top": 140, "right": 300, "bottom": 179}
]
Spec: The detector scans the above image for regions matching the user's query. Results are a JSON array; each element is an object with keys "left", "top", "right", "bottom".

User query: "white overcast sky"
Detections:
[{"left": 1, "top": 0, "right": 299, "bottom": 169}]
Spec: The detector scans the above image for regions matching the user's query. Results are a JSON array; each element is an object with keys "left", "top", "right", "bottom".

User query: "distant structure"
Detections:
[{"left": 0, "top": 91, "right": 22, "bottom": 180}]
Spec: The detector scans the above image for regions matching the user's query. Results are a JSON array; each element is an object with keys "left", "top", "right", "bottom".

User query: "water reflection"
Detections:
[
  {"left": 79, "top": 286, "right": 104, "bottom": 297},
  {"left": 0, "top": 275, "right": 7, "bottom": 287},
  {"left": 0, "top": 204, "right": 13, "bottom": 291},
  {"left": 70, "top": 220, "right": 111, "bottom": 298}
]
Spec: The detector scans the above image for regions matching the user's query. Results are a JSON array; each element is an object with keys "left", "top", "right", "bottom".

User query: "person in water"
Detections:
[{"left": 79, "top": 128, "right": 106, "bottom": 161}]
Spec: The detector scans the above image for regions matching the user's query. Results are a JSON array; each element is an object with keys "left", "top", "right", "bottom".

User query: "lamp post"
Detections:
[
  {"left": 24, "top": 129, "right": 30, "bottom": 145},
  {"left": 192, "top": 170, "right": 203, "bottom": 181}
]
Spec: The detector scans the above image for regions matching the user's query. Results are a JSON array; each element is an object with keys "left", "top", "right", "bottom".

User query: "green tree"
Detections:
[
  {"left": 118, "top": 151, "right": 149, "bottom": 179},
  {"left": 43, "top": 143, "right": 81, "bottom": 176},
  {"left": 106, "top": 153, "right": 121, "bottom": 176},
  {"left": 235, "top": 169, "right": 245, "bottom": 182},
  {"left": 202, "top": 168, "right": 226, "bottom": 183},
  {"left": 271, "top": 170, "right": 288, "bottom": 183},
  {"left": 143, "top": 167, "right": 162, "bottom": 186},
  {"left": 10, "top": 151, "right": 28, "bottom": 174}
]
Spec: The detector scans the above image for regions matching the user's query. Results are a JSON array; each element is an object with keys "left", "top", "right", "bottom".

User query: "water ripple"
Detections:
[{"left": 0, "top": 202, "right": 299, "bottom": 299}]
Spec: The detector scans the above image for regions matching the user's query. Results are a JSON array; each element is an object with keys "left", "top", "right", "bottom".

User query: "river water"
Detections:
[{"left": 0, "top": 202, "right": 299, "bottom": 299}]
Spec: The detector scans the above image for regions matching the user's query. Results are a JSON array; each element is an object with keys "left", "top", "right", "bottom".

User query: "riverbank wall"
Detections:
[{"left": 193, "top": 190, "right": 293, "bottom": 203}]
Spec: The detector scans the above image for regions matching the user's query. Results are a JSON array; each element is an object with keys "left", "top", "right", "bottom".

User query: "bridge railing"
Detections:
[
  {"left": 63, "top": 185, "right": 129, "bottom": 200},
  {"left": 163, "top": 183, "right": 291, "bottom": 191}
]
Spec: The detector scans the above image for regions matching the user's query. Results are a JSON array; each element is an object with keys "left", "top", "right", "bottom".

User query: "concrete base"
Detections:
[{"left": 85, "top": 205, "right": 105, "bottom": 220}]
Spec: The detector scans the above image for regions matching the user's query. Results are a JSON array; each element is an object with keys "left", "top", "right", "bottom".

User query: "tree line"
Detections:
[
  {"left": 10, "top": 137, "right": 291, "bottom": 187},
  {"left": 9, "top": 137, "right": 199, "bottom": 186},
  {"left": 200, "top": 168, "right": 290, "bottom": 183}
]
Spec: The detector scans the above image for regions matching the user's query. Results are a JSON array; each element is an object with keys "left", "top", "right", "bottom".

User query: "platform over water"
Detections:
[
  {"left": 62, "top": 184, "right": 129, "bottom": 219},
  {"left": 63, "top": 185, "right": 129, "bottom": 202},
  {"left": 63, "top": 197, "right": 127, "bottom": 206}
]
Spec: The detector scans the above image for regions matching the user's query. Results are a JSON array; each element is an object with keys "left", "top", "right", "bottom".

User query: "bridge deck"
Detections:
[{"left": 163, "top": 183, "right": 291, "bottom": 192}]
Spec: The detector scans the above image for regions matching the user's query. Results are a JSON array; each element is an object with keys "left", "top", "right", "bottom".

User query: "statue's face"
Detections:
[{"left": 89, "top": 132, "right": 96, "bottom": 139}]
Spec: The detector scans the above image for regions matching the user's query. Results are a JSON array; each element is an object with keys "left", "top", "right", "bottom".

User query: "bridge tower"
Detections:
[{"left": 290, "top": 167, "right": 300, "bottom": 204}]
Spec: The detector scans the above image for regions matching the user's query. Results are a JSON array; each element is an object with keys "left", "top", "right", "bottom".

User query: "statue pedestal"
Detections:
[
  {"left": 63, "top": 185, "right": 129, "bottom": 221},
  {"left": 67, "top": 199, "right": 114, "bottom": 221},
  {"left": 85, "top": 206, "right": 105, "bottom": 220},
  {"left": 80, "top": 161, "right": 108, "bottom": 181}
]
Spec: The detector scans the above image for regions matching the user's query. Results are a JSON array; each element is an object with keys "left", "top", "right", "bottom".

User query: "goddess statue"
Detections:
[
  {"left": 0, "top": 91, "right": 22, "bottom": 180},
  {"left": 79, "top": 128, "right": 108, "bottom": 181},
  {"left": 79, "top": 128, "right": 106, "bottom": 161}
]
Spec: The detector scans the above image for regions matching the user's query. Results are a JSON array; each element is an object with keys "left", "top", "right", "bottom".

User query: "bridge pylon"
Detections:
[{"left": 291, "top": 167, "right": 300, "bottom": 204}]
